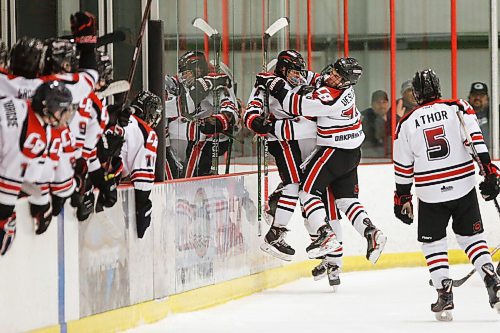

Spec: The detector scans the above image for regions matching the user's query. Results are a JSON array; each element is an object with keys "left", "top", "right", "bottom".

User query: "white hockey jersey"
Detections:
[
  {"left": 0, "top": 97, "right": 49, "bottom": 206},
  {"left": 121, "top": 115, "right": 158, "bottom": 192},
  {"left": 277, "top": 85, "right": 364, "bottom": 149},
  {"left": 393, "top": 99, "right": 486, "bottom": 203},
  {"left": 0, "top": 69, "right": 98, "bottom": 103},
  {"left": 244, "top": 71, "right": 319, "bottom": 142}
]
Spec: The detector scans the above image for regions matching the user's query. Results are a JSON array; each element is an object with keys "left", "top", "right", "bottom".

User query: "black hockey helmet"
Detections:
[
  {"left": 31, "top": 81, "right": 74, "bottom": 126},
  {"left": 42, "top": 38, "right": 79, "bottom": 75},
  {"left": 0, "top": 40, "right": 7, "bottom": 68},
  {"left": 131, "top": 91, "right": 163, "bottom": 128},
  {"left": 178, "top": 51, "right": 208, "bottom": 73},
  {"left": 96, "top": 50, "right": 113, "bottom": 90},
  {"left": 275, "top": 50, "right": 307, "bottom": 86},
  {"left": 321, "top": 57, "right": 362, "bottom": 89},
  {"left": 412, "top": 69, "right": 441, "bottom": 105},
  {"left": 9, "top": 37, "right": 45, "bottom": 78}
]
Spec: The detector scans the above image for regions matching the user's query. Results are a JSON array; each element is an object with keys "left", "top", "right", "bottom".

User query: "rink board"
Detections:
[{"left": 0, "top": 164, "right": 499, "bottom": 333}]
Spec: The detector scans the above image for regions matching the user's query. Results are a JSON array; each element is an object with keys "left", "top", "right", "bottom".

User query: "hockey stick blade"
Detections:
[
  {"left": 97, "top": 30, "right": 126, "bottom": 47},
  {"left": 192, "top": 17, "right": 219, "bottom": 37},
  {"left": 96, "top": 80, "right": 130, "bottom": 99},
  {"left": 264, "top": 17, "right": 289, "bottom": 38},
  {"left": 266, "top": 59, "right": 278, "bottom": 71},
  {"left": 428, "top": 275, "right": 471, "bottom": 288}
]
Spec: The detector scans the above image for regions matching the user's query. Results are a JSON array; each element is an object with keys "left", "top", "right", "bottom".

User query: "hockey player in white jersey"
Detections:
[
  {"left": 259, "top": 57, "right": 387, "bottom": 263},
  {"left": 393, "top": 69, "right": 500, "bottom": 320},
  {"left": 120, "top": 91, "right": 162, "bottom": 238},
  {"left": 0, "top": 81, "right": 73, "bottom": 255},
  {"left": 168, "top": 51, "right": 238, "bottom": 177},
  {"left": 245, "top": 50, "right": 322, "bottom": 261}
]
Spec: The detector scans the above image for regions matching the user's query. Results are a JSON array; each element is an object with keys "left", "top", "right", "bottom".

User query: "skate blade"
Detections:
[
  {"left": 307, "top": 237, "right": 341, "bottom": 259},
  {"left": 368, "top": 234, "right": 387, "bottom": 264},
  {"left": 331, "top": 285, "right": 339, "bottom": 293},
  {"left": 434, "top": 310, "right": 453, "bottom": 321},
  {"left": 260, "top": 243, "right": 293, "bottom": 262},
  {"left": 494, "top": 290, "right": 500, "bottom": 314}
]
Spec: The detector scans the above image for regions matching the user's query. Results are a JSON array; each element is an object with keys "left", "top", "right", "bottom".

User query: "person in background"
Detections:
[
  {"left": 396, "top": 79, "right": 418, "bottom": 117},
  {"left": 468, "top": 82, "right": 490, "bottom": 147},
  {"left": 361, "top": 90, "right": 390, "bottom": 157}
]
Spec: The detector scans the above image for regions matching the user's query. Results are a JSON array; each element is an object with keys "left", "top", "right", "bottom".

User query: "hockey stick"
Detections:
[
  {"left": 266, "top": 58, "right": 278, "bottom": 71},
  {"left": 95, "top": 80, "right": 130, "bottom": 99},
  {"left": 258, "top": 17, "right": 290, "bottom": 236},
  {"left": 429, "top": 243, "right": 500, "bottom": 287},
  {"left": 192, "top": 17, "right": 222, "bottom": 175}
]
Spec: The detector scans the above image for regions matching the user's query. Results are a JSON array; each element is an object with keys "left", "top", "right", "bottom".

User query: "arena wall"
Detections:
[{"left": 1, "top": 164, "right": 499, "bottom": 333}]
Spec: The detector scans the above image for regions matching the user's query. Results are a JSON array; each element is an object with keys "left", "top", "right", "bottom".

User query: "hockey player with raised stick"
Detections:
[
  {"left": 0, "top": 81, "right": 74, "bottom": 255},
  {"left": 167, "top": 51, "right": 237, "bottom": 178},
  {"left": 245, "top": 49, "right": 321, "bottom": 261},
  {"left": 258, "top": 57, "right": 387, "bottom": 262},
  {"left": 393, "top": 69, "right": 500, "bottom": 320}
]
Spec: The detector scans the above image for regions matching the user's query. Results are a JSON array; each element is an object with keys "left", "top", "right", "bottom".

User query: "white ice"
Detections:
[{"left": 128, "top": 264, "right": 500, "bottom": 333}]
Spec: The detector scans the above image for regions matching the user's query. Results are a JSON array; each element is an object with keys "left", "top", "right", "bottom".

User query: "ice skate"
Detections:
[
  {"left": 431, "top": 279, "right": 454, "bottom": 321},
  {"left": 364, "top": 224, "right": 387, "bottom": 264},
  {"left": 327, "top": 263, "right": 341, "bottom": 292},
  {"left": 306, "top": 224, "right": 341, "bottom": 259},
  {"left": 260, "top": 225, "right": 295, "bottom": 261},
  {"left": 481, "top": 263, "right": 500, "bottom": 313},
  {"left": 311, "top": 257, "right": 327, "bottom": 280}
]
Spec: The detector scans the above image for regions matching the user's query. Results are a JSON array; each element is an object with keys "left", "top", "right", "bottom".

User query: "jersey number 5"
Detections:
[{"left": 424, "top": 125, "right": 450, "bottom": 161}]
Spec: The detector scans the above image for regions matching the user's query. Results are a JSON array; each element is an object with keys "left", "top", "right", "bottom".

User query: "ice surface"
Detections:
[{"left": 128, "top": 265, "right": 500, "bottom": 333}]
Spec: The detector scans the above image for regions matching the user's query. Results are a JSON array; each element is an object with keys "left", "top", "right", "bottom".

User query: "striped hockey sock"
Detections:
[
  {"left": 456, "top": 233, "right": 493, "bottom": 281},
  {"left": 422, "top": 238, "right": 449, "bottom": 289}
]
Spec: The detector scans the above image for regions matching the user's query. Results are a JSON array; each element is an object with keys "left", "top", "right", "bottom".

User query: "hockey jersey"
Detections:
[
  {"left": 0, "top": 69, "right": 98, "bottom": 103},
  {"left": 393, "top": 99, "right": 485, "bottom": 203},
  {"left": 277, "top": 85, "right": 364, "bottom": 149},
  {"left": 0, "top": 97, "right": 49, "bottom": 206},
  {"left": 121, "top": 115, "right": 158, "bottom": 192},
  {"left": 244, "top": 71, "right": 319, "bottom": 142}
]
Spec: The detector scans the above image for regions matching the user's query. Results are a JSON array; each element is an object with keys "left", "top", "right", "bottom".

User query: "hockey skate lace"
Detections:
[{"left": 272, "top": 229, "right": 289, "bottom": 247}]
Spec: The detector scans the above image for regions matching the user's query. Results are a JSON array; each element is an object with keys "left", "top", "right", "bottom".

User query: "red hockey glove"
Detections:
[
  {"left": 30, "top": 203, "right": 53, "bottom": 235},
  {"left": 248, "top": 115, "right": 273, "bottom": 135},
  {"left": 199, "top": 114, "right": 229, "bottom": 135},
  {"left": 0, "top": 212, "right": 16, "bottom": 255},
  {"left": 394, "top": 192, "right": 413, "bottom": 225},
  {"left": 70, "top": 11, "right": 97, "bottom": 44},
  {"left": 204, "top": 73, "right": 231, "bottom": 90},
  {"left": 479, "top": 174, "right": 500, "bottom": 201}
]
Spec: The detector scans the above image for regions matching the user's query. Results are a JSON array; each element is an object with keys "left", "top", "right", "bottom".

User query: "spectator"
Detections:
[
  {"left": 361, "top": 90, "right": 390, "bottom": 157},
  {"left": 395, "top": 79, "right": 418, "bottom": 118},
  {"left": 468, "top": 82, "right": 490, "bottom": 147}
]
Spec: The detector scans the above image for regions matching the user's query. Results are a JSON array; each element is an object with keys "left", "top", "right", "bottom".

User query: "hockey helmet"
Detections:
[
  {"left": 42, "top": 38, "right": 79, "bottom": 75},
  {"left": 275, "top": 50, "right": 307, "bottom": 87},
  {"left": 31, "top": 81, "right": 74, "bottom": 127},
  {"left": 178, "top": 51, "right": 208, "bottom": 87},
  {"left": 412, "top": 69, "right": 441, "bottom": 105},
  {"left": 131, "top": 91, "right": 163, "bottom": 128},
  {"left": 96, "top": 50, "right": 113, "bottom": 90},
  {"left": 9, "top": 37, "right": 45, "bottom": 78},
  {"left": 321, "top": 57, "right": 363, "bottom": 89}
]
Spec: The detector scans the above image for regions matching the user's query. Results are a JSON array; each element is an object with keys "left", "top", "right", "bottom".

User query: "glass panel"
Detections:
[{"left": 16, "top": 0, "right": 57, "bottom": 39}]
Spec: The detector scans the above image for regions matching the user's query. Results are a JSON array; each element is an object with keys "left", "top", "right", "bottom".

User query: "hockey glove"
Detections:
[
  {"left": 90, "top": 163, "right": 121, "bottom": 212},
  {"left": 199, "top": 114, "right": 229, "bottom": 135},
  {"left": 97, "top": 129, "right": 125, "bottom": 162},
  {"left": 204, "top": 73, "right": 231, "bottom": 90},
  {"left": 0, "top": 212, "right": 16, "bottom": 256},
  {"left": 248, "top": 115, "right": 273, "bottom": 135},
  {"left": 479, "top": 173, "right": 500, "bottom": 201},
  {"left": 30, "top": 203, "right": 53, "bottom": 235},
  {"left": 51, "top": 195, "right": 67, "bottom": 217},
  {"left": 394, "top": 192, "right": 413, "bottom": 225},
  {"left": 70, "top": 188, "right": 95, "bottom": 221},
  {"left": 254, "top": 72, "right": 276, "bottom": 90},
  {"left": 70, "top": 11, "right": 97, "bottom": 44},
  {"left": 135, "top": 190, "right": 152, "bottom": 239}
]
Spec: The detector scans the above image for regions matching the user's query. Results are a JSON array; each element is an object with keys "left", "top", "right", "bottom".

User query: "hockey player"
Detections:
[
  {"left": 245, "top": 50, "right": 321, "bottom": 261},
  {"left": 167, "top": 51, "right": 238, "bottom": 177},
  {"left": 0, "top": 40, "right": 7, "bottom": 69},
  {"left": 393, "top": 69, "right": 500, "bottom": 320},
  {"left": 119, "top": 91, "right": 162, "bottom": 238},
  {"left": 0, "top": 81, "right": 73, "bottom": 255},
  {"left": 258, "top": 57, "right": 387, "bottom": 263}
]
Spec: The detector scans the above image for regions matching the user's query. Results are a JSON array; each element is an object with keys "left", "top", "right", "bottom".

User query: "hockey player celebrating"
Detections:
[
  {"left": 393, "top": 69, "right": 500, "bottom": 320},
  {"left": 119, "top": 91, "right": 162, "bottom": 238},
  {"left": 0, "top": 81, "right": 73, "bottom": 255},
  {"left": 258, "top": 57, "right": 387, "bottom": 263},
  {"left": 167, "top": 51, "right": 238, "bottom": 177},
  {"left": 245, "top": 50, "right": 320, "bottom": 261}
]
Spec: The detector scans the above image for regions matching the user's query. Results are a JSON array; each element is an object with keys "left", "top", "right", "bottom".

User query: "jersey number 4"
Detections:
[{"left": 424, "top": 125, "right": 450, "bottom": 160}]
